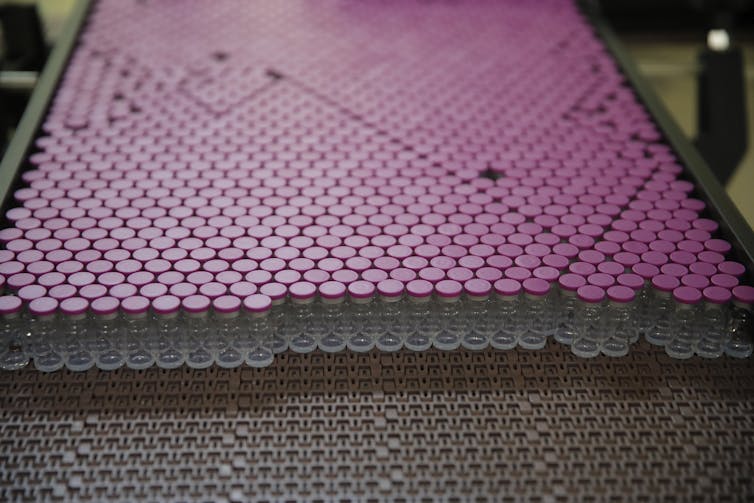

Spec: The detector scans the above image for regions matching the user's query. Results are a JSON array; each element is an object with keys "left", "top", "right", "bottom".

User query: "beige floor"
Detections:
[{"left": 14, "top": 2, "right": 754, "bottom": 230}]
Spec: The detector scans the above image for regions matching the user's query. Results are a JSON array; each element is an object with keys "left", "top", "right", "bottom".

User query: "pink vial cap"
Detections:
[
  {"left": 121, "top": 295, "right": 149, "bottom": 314},
  {"left": 652, "top": 274, "right": 681, "bottom": 292},
  {"left": 711, "top": 273, "right": 738, "bottom": 289},
  {"left": 91, "top": 296, "right": 119, "bottom": 316},
  {"left": 523, "top": 277, "right": 550, "bottom": 296},
  {"left": 348, "top": 280, "right": 375, "bottom": 299},
  {"left": 689, "top": 261, "right": 717, "bottom": 277},
  {"left": 732, "top": 285, "right": 754, "bottom": 305},
  {"left": 598, "top": 261, "right": 625, "bottom": 276},
  {"left": 319, "top": 281, "right": 346, "bottom": 300},
  {"left": 673, "top": 286, "right": 702, "bottom": 305},
  {"left": 533, "top": 266, "right": 559, "bottom": 282},
  {"left": 182, "top": 294, "right": 211, "bottom": 313},
  {"left": 213, "top": 295, "right": 241, "bottom": 313},
  {"left": 559, "top": 273, "right": 586, "bottom": 291},
  {"left": 702, "top": 286, "right": 732, "bottom": 304},
  {"left": 229, "top": 281, "right": 257, "bottom": 298},
  {"left": 18, "top": 284, "right": 47, "bottom": 302},
  {"left": 576, "top": 285, "right": 605, "bottom": 303},
  {"left": 407, "top": 279, "right": 434, "bottom": 298},
  {"left": 28, "top": 296, "right": 58, "bottom": 316},
  {"left": 632, "top": 262, "right": 659, "bottom": 279},
  {"left": 0, "top": 296, "right": 22, "bottom": 315},
  {"left": 463, "top": 278, "right": 491, "bottom": 297},
  {"left": 377, "top": 278, "right": 404, "bottom": 297},
  {"left": 152, "top": 295, "right": 181, "bottom": 315},
  {"left": 289, "top": 281, "right": 316, "bottom": 300},
  {"left": 617, "top": 273, "right": 644, "bottom": 290},
  {"left": 60, "top": 297, "right": 88, "bottom": 316},
  {"left": 718, "top": 261, "right": 746, "bottom": 277},
  {"left": 681, "top": 274, "right": 710, "bottom": 289},
  {"left": 243, "top": 293, "right": 272, "bottom": 313},
  {"left": 259, "top": 282, "right": 287, "bottom": 300},
  {"left": 607, "top": 285, "right": 635, "bottom": 303},
  {"left": 435, "top": 279, "right": 462, "bottom": 298},
  {"left": 494, "top": 278, "right": 521, "bottom": 297}
]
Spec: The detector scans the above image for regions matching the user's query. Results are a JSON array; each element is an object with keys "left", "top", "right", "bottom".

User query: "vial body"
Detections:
[
  {"left": 347, "top": 300, "right": 377, "bottom": 352},
  {"left": 645, "top": 291, "right": 673, "bottom": 346},
  {"left": 665, "top": 303, "right": 698, "bottom": 360},
  {"left": 246, "top": 314, "right": 274, "bottom": 368},
  {"left": 694, "top": 304, "right": 727, "bottom": 358},
  {"left": 490, "top": 297, "right": 521, "bottom": 350},
  {"left": 725, "top": 305, "right": 753, "bottom": 358},
  {"left": 288, "top": 302, "right": 317, "bottom": 354},
  {"left": 555, "top": 292, "right": 578, "bottom": 346},
  {"left": 376, "top": 299, "right": 405, "bottom": 352},
  {"left": 601, "top": 302, "right": 632, "bottom": 357},
  {"left": 571, "top": 302, "right": 603, "bottom": 358},
  {"left": 316, "top": 300, "right": 347, "bottom": 353},
  {"left": 125, "top": 314, "right": 154, "bottom": 370},
  {"left": 433, "top": 298, "right": 462, "bottom": 351},
  {"left": 405, "top": 298, "right": 434, "bottom": 352}
]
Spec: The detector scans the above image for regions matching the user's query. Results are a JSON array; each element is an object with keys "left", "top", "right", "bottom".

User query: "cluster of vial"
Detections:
[{"left": 0, "top": 0, "right": 752, "bottom": 371}]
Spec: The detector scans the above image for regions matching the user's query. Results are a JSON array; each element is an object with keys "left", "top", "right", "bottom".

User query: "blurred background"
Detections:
[{"left": 1, "top": 0, "right": 753, "bottom": 227}]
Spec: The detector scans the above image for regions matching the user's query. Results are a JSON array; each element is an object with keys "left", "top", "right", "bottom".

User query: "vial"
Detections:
[
  {"left": 347, "top": 280, "right": 378, "bottom": 353},
  {"left": 571, "top": 285, "right": 605, "bottom": 358},
  {"left": 213, "top": 295, "right": 244, "bottom": 368},
  {"left": 644, "top": 275, "right": 680, "bottom": 346},
  {"left": 491, "top": 279, "right": 523, "bottom": 350},
  {"left": 519, "top": 278, "right": 555, "bottom": 350},
  {"left": 725, "top": 285, "right": 754, "bottom": 358},
  {"left": 182, "top": 294, "right": 213, "bottom": 369},
  {"left": 29, "top": 297, "right": 64, "bottom": 372},
  {"left": 0, "top": 296, "right": 28, "bottom": 370},
  {"left": 404, "top": 279, "right": 435, "bottom": 351},
  {"left": 61, "top": 297, "right": 95, "bottom": 371},
  {"left": 377, "top": 279, "right": 408, "bottom": 352},
  {"left": 261, "top": 283, "right": 288, "bottom": 354},
  {"left": 243, "top": 294, "right": 274, "bottom": 368},
  {"left": 288, "top": 282, "right": 318, "bottom": 353},
  {"left": 121, "top": 295, "right": 154, "bottom": 369},
  {"left": 555, "top": 273, "right": 586, "bottom": 346},
  {"left": 694, "top": 286, "right": 731, "bottom": 358},
  {"left": 665, "top": 286, "right": 702, "bottom": 359},
  {"left": 461, "top": 279, "right": 493, "bottom": 350},
  {"left": 433, "top": 279, "right": 463, "bottom": 351},
  {"left": 601, "top": 286, "right": 635, "bottom": 357},
  {"left": 315, "top": 281, "right": 347, "bottom": 353},
  {"left": 152, "top": 295, "right": 185, "bottom": 369},
  {"left": 91, "top": 296, "right": 124, "bottom": 370}
]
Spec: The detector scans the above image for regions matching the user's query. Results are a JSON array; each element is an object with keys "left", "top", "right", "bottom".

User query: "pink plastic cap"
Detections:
[
  {"left": 152, "top": 295, "right": 181, "bottom": 315},
  {"left": 28, "top": 296, "right": 58, "bottom": 316},
  {"left": 0, "top": 296, "right": 23, "bottom": 315},
  {"left": 182, "top": 294, "right": 211, "bottom": 313},
  {"left": 494, "top": 278, "right": 522, "bottom": 297},
  {"left": 319, "top": 281, "right": 346, "bottom": 300},
  {"left": 348, "top": 280, "right": 376, "bottom": 299},
  {"left": 243, "top": 293, "right": 272, "bottom": 313},
  {"left": 377, "top": 279, "right": 404, "bottom": 298},
  {"left": 213, "top": 294, "right": 241, "bottom": 313},
  {"left": 121, "top": 295, "right": 149, "bottom": 315},
  {"left": 435, "top": 279, "right": 462, "bottom": 298}
]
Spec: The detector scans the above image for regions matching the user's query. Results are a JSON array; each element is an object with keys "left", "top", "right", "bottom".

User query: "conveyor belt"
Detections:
[{"left": 2, "top": 342, "right": 754, "bottom": 501}]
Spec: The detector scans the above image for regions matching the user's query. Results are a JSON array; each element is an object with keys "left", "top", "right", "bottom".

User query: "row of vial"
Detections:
[{"left": 0, "top": 278, "right": 752, "bottom": 372}]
